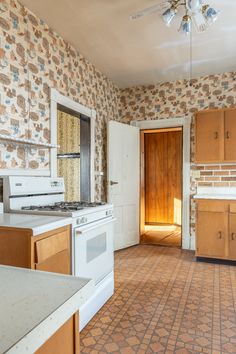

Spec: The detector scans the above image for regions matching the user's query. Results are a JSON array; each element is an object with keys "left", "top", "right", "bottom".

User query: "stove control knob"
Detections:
[
  {"left": 77, "top": 218, "right": 82, "bottom": 225},
  {"left": 82, "top": 217, "right": 88, "bottom": 223}
]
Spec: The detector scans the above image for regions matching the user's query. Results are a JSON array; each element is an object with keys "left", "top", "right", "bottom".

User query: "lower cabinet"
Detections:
[
  {"left": 36, "top": 315, "right": 79, "bottom": 354},
  {"left": 196, "top": 200, "right": 236, "bottom": 260},
  {"left": 0, "top": 225, "right": 79, "bottom": 353}
]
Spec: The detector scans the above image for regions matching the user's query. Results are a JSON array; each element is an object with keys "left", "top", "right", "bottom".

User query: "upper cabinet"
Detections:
[
  {"left": 224, "top": 109, "right": 236, "bottom": 162},
  {"left": 195, "top": 108, "right": 236, "bottom": 163}
]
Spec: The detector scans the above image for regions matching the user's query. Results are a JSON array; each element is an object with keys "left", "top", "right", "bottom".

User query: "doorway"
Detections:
[{"left": 140, "top": 127, "right": 183, "bottom": 248}]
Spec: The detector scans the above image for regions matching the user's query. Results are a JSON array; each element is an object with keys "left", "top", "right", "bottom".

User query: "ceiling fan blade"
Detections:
[{"left": 130, "top": 1, "right": 171, "bottom": 20}]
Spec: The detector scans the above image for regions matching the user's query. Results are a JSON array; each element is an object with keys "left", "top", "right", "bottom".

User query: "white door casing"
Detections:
[
  {"left": 131, "top": 117, "right": 192, "bottom": 251},
  {"left": 107, "top": 121, "right": 140, "bottom": 251}
]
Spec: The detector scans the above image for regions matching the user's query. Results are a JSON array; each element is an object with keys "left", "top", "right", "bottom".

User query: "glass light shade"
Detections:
[
  {"left": 202, "top": 5, "right": 219, "bottom": 24},
  {"left": 192, "top": 12, "right": 208, "bottom": 32},
  {"left": 186, "top": 0, "right": 201, "bottom": 12},
  {"left": 162, "top": 7, "right": 176, "bottom": 26},
  {"left": 179, "top": 15, "right": 192, "bottom": 35}
]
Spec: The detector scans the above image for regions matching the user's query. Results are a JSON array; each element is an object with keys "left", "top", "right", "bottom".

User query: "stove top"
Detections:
[{"left": 21, "top": 201, "right": 106, "bottom": 213}]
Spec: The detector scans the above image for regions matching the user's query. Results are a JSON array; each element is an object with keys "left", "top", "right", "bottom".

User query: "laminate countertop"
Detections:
[
  {"left": 194, "top": 186, "right": 236, "bottom": 200},
  {"left": 0, "top": 213, "right": 72, "bottom": 235},
  {"left": 0, "top": 265, "right": 94, "bottom": 354}
]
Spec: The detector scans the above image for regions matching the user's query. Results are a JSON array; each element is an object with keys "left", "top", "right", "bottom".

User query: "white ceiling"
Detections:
[{"left": 20, "top": 0, "right": 236, "bottom": 88}]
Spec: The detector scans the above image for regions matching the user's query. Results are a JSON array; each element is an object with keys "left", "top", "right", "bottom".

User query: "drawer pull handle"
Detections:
[
  {"left": 218, "top": 231, "right": 222, "bottom": 239},
  {"left": 231, "top": 233, "right": 235, "bottom": 241},
  {"left": 214, "top": 132, "right": 218, "bottom": 139}
]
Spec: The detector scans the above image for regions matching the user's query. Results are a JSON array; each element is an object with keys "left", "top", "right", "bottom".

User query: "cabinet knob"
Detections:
[
  {"left": 226, "top": 131, "right": 230, "bottom": 139},
  {"left": 218, "top": 231, "right": 222, "bottom": 239},
  {"left": 231, "top": 233, "right": 235, "bottom": 241},
  {"left": 214, "top": 132, "right": 219, "bottom": 139}
]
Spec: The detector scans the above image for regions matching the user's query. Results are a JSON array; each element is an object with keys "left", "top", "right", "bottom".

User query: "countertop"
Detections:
[
  {"left": 0, "top": 213, "right": 72, "bottom": 236},
  {"left": 0, "top": 265, "right": 94, "bottom": 354},
  {"left": 194, "top": 186, "right": 236, "bottom": 200}
]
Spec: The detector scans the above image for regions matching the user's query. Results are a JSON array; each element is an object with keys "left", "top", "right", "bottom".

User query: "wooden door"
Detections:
[
  {"left": 197, "top": 211, "right": 227, "bottom": 258},
  {"left": 229, "top": 213, "right": 236, "bottom": 260},
  {"left": 144, "top": 129, "right": 182, "bottom": 225},
  {"left": 195, "top": 110, "right": 224, "bottom": 163},
  {"left": 224, "top": 109, "right": 236, "bottom": 162}
]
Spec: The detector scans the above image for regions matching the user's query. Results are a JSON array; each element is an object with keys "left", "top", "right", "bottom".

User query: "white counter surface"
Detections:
[
  {"left": 194, "top": 194, "right": 236, "bottom": 200},
  {"left": 0, "top": 213, "right": 72, "bottom": 235},
  {"left": 194, "top": 186, "right": 236, "bottom": 200},
  {"left": 0, "top": 265, "right": 94, "bottom": 354}
]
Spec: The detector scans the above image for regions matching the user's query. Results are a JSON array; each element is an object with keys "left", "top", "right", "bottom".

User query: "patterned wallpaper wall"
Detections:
[
  {"left": 0, "top": 0, "right": 120, "bottom": 200},
  {"left": 119, "top": 72, "right": 236, "bottom": 236}
]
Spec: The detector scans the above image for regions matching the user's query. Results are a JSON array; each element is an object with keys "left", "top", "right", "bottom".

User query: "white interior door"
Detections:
[{"left": 107, "top": 121, "right": 140, "bottom": 251}]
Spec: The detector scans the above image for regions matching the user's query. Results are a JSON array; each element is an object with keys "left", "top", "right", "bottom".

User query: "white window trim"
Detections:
[
  {"left": 131, "top": 117, "right": 193, "bottom": 250},
  {"left": 50, "top": 89, "right": 96, "bottom": 202}
]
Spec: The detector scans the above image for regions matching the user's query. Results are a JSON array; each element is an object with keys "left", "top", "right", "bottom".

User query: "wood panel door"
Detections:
[
  {"left": 195, "top": 110, "right": 224, "bottom": 163},
  {"left": 144, "top": 130, "right": 182, "bottom": 225},
  {"left": 197, "top": 211, "right": 227, "bottom": 258},
  {"left": 229, "top": 213, "right": 236, "bottom": 260},
  {"left": 224, "top": 109, "right": 236, "bottom": 162}
]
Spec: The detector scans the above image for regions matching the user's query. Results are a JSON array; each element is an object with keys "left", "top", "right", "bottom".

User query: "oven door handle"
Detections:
[{"left": 75, "top": 217, "right": 116, "bottom": 235}]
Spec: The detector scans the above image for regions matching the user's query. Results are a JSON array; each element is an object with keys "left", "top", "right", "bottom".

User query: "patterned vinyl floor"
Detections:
[{"left": 80, "top": 245, "right": 236, "bottom": 354}]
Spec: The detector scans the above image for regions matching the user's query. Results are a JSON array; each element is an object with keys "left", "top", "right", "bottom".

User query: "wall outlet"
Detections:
[{"left": 192, "top": 170, "right": 201, "bottom": 179}]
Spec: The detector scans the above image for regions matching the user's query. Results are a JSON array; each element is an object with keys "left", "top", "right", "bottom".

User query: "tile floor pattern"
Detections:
[{"left": 80, "top": 245, "right": 236, "bottom": 354}]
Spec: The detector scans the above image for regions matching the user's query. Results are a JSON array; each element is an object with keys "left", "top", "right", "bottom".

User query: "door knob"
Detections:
[{"left": 110, "top": 181, "right": 119, "bottom": 186}]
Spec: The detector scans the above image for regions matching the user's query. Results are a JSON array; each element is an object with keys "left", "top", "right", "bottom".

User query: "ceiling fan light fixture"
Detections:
[
  {"left": 179, "top": 14, "right": 192, "bottom": 35},
  {"left": 162, "top": 6, "right": 177, "bottom": 27},
  {"left": 202, "top": 4, "right": 219, "bottom": 24}
]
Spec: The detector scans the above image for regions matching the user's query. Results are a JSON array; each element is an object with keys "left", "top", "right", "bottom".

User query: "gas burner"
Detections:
[{"left": 21, "top": 201, "right": 106, "bottom": 212}]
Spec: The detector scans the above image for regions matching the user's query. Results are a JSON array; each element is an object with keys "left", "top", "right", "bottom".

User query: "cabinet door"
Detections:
[
  {"left": 35, "top": 315, "right": 79, "bottom": 354},
  {"left": 229, "top": 213, "right": 236, "bottom": 260},
  {"left": 195, "top": 110, "right": 224, "bottom": 163},
  {"left": 197, "top": 211, "right": 227, "bottom": 258},
  {"left": 224, "top": 109, "right": 236, "bottom": 162}
]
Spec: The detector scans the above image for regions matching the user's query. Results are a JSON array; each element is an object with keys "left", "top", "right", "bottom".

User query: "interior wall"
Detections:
[
  {"left": 0, "top": 0, "right": 120, "bottom": 201},
  {"left": 119, "top": 72, "right": 236, "bottom": 239}
]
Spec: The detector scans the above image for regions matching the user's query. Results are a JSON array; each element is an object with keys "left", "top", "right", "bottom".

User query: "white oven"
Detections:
[
  {"left": 74, "top": 216, "right": 114, "bottom": 283},
  {"left": 74, "top": 216, "right": 115, "bottom": 330}
]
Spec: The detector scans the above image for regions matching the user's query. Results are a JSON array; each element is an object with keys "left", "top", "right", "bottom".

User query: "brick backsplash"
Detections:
[{"left": 194, "top": 165, "right": 236, "bottom": 187}]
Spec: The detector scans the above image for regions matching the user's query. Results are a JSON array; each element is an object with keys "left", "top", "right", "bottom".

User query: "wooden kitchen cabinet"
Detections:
[
  {"left": 224, "top": 109, "right": 236, "bottom": 162},
  {"left": 195, "top": 108, "right": 236, "bottom": 163},
  {"left": 36, "top": 315, "right": 79, "bottom": 354},
  {"left": 195, "top": 110, "right": 224, "bottom": 163},
  {"left": 0, "top": 224, "right": 80, "bottom": 354},
  {"left": 229, "top": 212, "right": 236, "bottom": 259},
  {"left": 196, "top": 200, "right": 236, "bottom": 261}
]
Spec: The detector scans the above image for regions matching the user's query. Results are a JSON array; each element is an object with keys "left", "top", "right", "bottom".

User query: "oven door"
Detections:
[{"left": 74, "top": 217, "right": 114, "bottom": 285}]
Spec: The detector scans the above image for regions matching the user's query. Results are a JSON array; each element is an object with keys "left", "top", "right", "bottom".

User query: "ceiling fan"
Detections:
[{"left": 130, "top": 1, "right": 219, "bottom": 34}]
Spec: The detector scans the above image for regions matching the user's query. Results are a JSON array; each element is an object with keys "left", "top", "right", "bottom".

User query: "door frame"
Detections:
[
  {"left": 50, "top": 88, "right": 96, "bottom": 201},
  {"left": 131, "top": 117, "right": 192, "bottom": 250}
]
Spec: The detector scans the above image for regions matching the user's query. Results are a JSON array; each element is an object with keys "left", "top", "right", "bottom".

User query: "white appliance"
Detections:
[{"left": 3, "top": 176, "right": 115, "bottom": 331}]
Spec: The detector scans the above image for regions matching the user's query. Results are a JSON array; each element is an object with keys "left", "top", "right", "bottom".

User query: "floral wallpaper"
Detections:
[
  {"left": 119, "top": 72, "right": 236, "bottom": 237},
  {"left": 0, "top": 0, "right": 120, "bottom": 200}
]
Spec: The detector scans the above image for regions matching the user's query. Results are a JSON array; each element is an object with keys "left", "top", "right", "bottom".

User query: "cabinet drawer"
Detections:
[
  {"left": 35, "top": 231, "right": 70, "bottom": 263},
  {"left": 197, "top": 200, "right": 227, "bottom": 212},
  {"left": 35, "top": 249, "right": 71, "bottom": 275}
]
